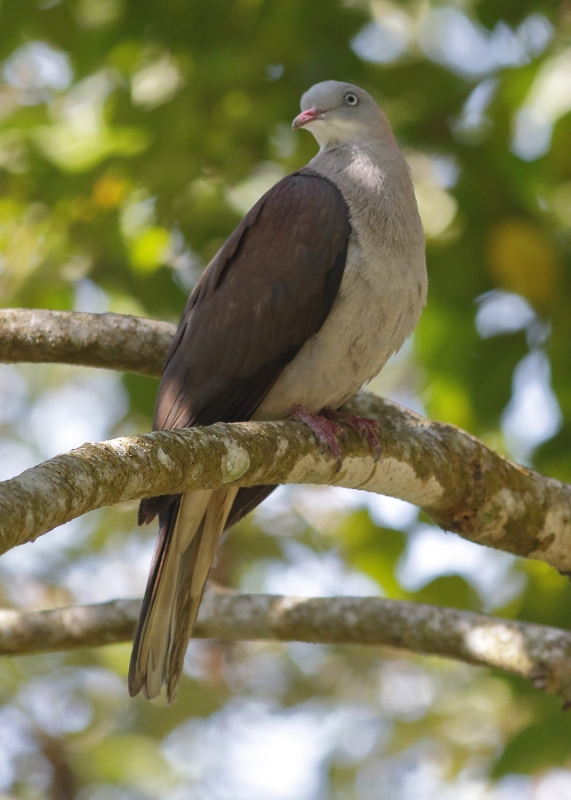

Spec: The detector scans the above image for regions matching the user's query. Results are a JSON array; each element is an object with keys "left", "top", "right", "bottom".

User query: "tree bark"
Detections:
[
  {"left": 0, "top": 308, "right": 173, "bottom": 376},
  {"left": 1, "top": 390, "right": 570, "bottom": 571},
  {"left": 1, "top": 592, "right": 570, "bottom": 701}
]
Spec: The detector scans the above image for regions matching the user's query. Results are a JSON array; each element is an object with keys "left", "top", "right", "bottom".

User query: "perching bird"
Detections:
[{"left": 129, "top": 80, "right": 427, "bottom": 701}]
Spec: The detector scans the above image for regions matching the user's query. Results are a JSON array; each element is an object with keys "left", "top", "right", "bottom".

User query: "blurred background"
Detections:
[{"left": 1, "top": 0, "right": 571, "bottom": 797}]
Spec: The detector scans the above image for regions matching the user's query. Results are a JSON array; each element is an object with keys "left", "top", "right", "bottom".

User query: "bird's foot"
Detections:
[
  {"left": 322, "top": 409, "right": 382, "bottom": 460},
  {"left": 290, "top": 404, "right": 345, "bottom": 465},
  {"left": 290, "top": 405, "right": 382, "bottom": 466}
]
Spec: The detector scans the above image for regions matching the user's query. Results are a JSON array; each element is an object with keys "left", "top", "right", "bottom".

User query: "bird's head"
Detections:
[{"left": 292, "top": 80, "right": 392, "bottom": 149}]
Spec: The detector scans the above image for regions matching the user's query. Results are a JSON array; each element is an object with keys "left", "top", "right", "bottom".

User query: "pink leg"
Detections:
[
  {"left": 290, "top": 405, "right": 345, "bottom": 464},
  {"left": 323, "top": 409, "right": 382, "bottom": 460}
]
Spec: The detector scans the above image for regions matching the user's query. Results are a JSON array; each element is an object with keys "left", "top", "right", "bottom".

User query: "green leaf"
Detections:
[{"left": 492, "top": 714, "right": 571, "bottom": 778}]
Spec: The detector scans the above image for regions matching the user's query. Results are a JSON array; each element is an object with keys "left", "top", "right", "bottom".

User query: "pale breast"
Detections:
[{"left": 256, "top": 239, "right": 425, "bottom": 421}]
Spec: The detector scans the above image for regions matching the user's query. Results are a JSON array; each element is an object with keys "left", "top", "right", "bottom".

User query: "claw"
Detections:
[
  {"left": 324, "top": 410, "right": 382, "bottom": 460},
  {"left": 290, "top": 405, "right": 345, "bottom": 467},
  {"left": 290, "top": 405, "right": 383, "bottom": 467}
]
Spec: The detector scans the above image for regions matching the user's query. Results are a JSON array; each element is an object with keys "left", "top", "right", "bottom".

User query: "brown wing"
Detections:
[
  {"left": 156, "top": 169, "right": 350, "bottom": 430},
  {"left": 139, "top": 169, "right": 351, "bottom": 524}
]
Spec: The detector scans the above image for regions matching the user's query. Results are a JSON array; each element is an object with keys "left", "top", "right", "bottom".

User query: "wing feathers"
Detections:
[{"left": 153, "top": 170, "right": 351, "bottom": 432}]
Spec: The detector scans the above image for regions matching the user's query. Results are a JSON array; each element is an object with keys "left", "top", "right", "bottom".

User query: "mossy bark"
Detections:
[
  {"left": 2, "top": 592, "right": 571, "bottom": 703},
  {"left": 1, "top": 309, "right": 571, "bottom": 571}
]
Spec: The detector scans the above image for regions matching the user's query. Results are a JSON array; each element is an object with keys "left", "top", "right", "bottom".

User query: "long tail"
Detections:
[{"left": 128, "top": 487, "right": 237, "bottom": 702}]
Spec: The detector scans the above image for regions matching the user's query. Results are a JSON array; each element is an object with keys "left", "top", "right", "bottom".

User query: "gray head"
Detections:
[{"left": 292, "top": 80, "right": 393, "bottom": 149}]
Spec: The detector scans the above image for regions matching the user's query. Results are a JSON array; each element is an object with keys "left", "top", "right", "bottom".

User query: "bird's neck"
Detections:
[
  {"left": 310, "top": 138, "right": 404, "bottom": 194},
  {"left": 309, "top": 140, "right": 424, "bottom": 247}
]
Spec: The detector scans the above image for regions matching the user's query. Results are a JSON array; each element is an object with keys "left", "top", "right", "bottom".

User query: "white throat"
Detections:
[{"left": 306, "top": 118, "right": 369, "bottom": 151}]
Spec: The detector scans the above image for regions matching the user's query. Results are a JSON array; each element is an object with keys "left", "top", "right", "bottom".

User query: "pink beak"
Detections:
[{"left": 292, "top": 108, "right": 323, "bottom": 129}]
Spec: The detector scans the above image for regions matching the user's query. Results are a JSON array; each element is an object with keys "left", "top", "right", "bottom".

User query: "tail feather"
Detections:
[
  {"left": 128, "top": 488, "right": 236, "bottom": 701},
  {"left": 165, "top": 487, "right": 237, "bottom": 699}
]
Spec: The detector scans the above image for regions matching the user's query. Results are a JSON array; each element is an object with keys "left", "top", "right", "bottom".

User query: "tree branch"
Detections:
[
  {"left": 1, "top": 392, "right": 570, "bottom": 571},
  {"left": 0, "top": 309, "right": 174, "bottom": 376},
  {"left": 1, "top": 592, "right": 570, "bottom": 701},
  {"left": 2, "top": 309, "right": 571, "bottom": 571}
]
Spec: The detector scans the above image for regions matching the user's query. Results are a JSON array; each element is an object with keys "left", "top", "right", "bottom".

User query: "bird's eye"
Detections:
[{"left": 345, "top": 93, "right": 358, "bottom": 106}]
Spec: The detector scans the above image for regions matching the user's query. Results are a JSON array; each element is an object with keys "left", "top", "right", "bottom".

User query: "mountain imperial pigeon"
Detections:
[{"left": 129, "top": 80, "right": 427, "bottom": 701}]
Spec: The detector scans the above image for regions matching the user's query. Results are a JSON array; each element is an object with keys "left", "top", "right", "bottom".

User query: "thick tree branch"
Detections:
[
  {"left": 0, "top": 309, "right": 174, "bottom": 376},
  {"left": 1, "top": 308, "right": 571, "bottom": 568},
  {"left": 1, "top": 592, "right": 570, "bottom": 701},
  {"left": 1, "top": 397, "right": 570, "bottom": 571}
]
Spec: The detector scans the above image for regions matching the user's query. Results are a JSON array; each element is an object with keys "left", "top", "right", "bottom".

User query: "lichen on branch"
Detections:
[
  {"left": 1, "top": 309, "right": 571, "bottom": 569},
  {"left": 1, "top": 390, "right": 570, "bottom": 572},
  {"left": 0, "top": 308, "right": 173, "bottom": 376},
  {"left": 1, "top": 592, "right": 570, "bottom": 703}
]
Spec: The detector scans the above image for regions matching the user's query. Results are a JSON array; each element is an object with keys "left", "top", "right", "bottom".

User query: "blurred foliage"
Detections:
[{"left": 1, "top": 0, "right": 571, "bottom": 797}]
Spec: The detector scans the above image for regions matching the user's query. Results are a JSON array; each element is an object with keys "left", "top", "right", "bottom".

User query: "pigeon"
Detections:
[{"left": 129, "top": 80, "right": 427, "bottom": 701}]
